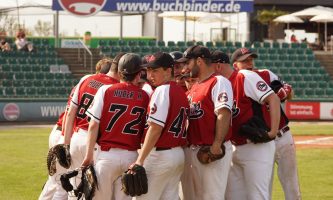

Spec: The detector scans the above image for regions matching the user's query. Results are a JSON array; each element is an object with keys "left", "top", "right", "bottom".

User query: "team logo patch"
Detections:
[
  {"left": 256, "top": 81, "right": 268, "bottom": 92},
  {"left": 58, "top": 0, "right": 107, "bottom": 16},
  {"left": 231, "top": 100, "right": 240, "bottom": 118},
  {"left": 240, "top": 48, "right": 250, "bottom": 55},
  {"left": 189, "top": 102, "right": 204, "bottom": 119},
  {"left": 218, "top": 92, "right": 228, "bottom": 103},
  {"left": 150, "top": 103, "right": 157, "bottom": 115}
]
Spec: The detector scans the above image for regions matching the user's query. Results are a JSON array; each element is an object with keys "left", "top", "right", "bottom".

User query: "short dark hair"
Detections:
[
  {"left": 119, "top": 71, "right": 140, "bottom": 82},
  {"left": 111, "top": 52, "right": 126, "bottom": 73}
]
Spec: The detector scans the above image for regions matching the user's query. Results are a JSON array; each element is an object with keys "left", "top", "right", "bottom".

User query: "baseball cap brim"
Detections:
[
  {"left": 176, "top": 57, "right": 190, "bottom": 63},
  {"left": 235, "top": 53, "right": 258, "bottom": 62}
]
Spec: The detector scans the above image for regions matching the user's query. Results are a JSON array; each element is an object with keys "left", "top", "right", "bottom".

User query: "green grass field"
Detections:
[{"left": 0, "top": 123, "right": 332, "bottom": 200}]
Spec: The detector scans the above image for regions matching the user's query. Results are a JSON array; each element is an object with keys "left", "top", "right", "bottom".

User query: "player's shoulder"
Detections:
[
  {"left": 238, "top": 69, "right": 262, "bottom": 79},
  {"left": 214, "top": 75, "right": 232, "bottom": 84}
]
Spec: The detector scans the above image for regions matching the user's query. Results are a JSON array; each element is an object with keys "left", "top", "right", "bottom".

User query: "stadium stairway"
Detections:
[
  {"left": 315, "top": 52, "right": 333, "bottom": 80},
  {"left": 56, "top": 48, "right": 101, "bottom": 78}
]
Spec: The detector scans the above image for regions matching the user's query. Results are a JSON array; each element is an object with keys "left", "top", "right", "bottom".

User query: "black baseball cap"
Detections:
[
  {"left": 142, "top": 52, "right": 174, "bottom": 69},
  {"left": 118, "top": 53, "right": 143, "bottom": 75},
  {"left": 169, "top": 51, "right": 183, "bottom": 61},
  {"left": 176, "top": 45, "right": 211, "bottom": 63},
  {"left": 211, "top": 50, "right": 230, "bottom": 64},
  {"left": 230, "top": 48, "right": 258, "bottom": 64}
]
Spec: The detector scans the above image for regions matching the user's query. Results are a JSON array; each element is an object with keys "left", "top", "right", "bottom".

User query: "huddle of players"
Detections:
[{"left": 40, "top": 45, "right": 301, "bottom": 200}]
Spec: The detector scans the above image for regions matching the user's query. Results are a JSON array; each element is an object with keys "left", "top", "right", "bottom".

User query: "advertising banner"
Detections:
[
  {"left": 0, "top": 102, "right": 66, "bottom": 122},
  {"left": 285, "top": 102, "right": 320, "bottom": 120},
  {"left": 320, "top": 102, "right": 333, "bottom": 120},
  {"left": 52, "top": 0, "right": 254, "bottom": 15}
]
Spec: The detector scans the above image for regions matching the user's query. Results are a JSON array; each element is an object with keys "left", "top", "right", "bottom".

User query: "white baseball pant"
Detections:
[
  {"left": 135, "top": 147, "right": 185, "bottom": 200},
  {"left": 226, "top": 141, "right": 275, "bottom": 200},
  {"left": 39, "top": 125, "right": 68, "bottom": 200},
  {"left": 270, "top": 129, "right": 301, "bottom": 200},
  {"left": 181, "top": 141, "right": 233, "bottom": 200},
  {"left": 93, "top": 148, "right": 138, "bottom": 200}
]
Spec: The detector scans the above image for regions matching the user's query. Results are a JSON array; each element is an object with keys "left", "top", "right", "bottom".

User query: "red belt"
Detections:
[
  {"left": 156, "top": 147, "right": 171, "bottom": 151},
  {"left": 277, "top": 126, "right": 290, "bottom": 137}
]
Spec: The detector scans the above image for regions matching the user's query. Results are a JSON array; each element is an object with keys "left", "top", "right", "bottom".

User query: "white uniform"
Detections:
[
  {"left": 183, "top": 75, "right": 233, "bottom": 200},
  {"left": 257, "top": 69, "right": 301, "bottom": 200},
  {"left": 226, "top": 70, "right": 276, "bottom": 200}
]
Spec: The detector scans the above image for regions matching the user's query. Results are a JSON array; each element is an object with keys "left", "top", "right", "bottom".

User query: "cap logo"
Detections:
[
  {"left": 240, "top": 48, "right": 250, "bottom": 55},
  {"left": 148, "top": 55, "right": 156, "bottom": 62}
]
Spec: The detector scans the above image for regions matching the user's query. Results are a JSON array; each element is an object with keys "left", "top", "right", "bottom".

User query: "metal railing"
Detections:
[{"left": 77, "top": 39, "right": 93, "bottom": 74}]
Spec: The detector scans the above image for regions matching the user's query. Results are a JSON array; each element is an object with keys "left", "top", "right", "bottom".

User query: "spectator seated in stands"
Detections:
[
  {"left": 0, "top": 38, "right": 11, "bottom": 52},
  {"left": 15, "top": 29, "right": 34, "bottom": 52},
  {"left": 290, "top": 34, "right": 298, "bottom": 43}
]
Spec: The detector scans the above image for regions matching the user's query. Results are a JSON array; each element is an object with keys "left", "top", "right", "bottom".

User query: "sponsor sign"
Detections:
[
  {"left": 2, "top": 103, "right": 20, "bottom": 121},
  {"left": 320, "top": 102, "right": 333, "bottom": 120},
  {"left": 61, "top": 39, "right": 84, "bottom": 48},
  {"left": 285, "top": 102, "right": 320, "bottom": 120},
  {"left": 53, "top": 0, "right": 254, "bottom": 13}
]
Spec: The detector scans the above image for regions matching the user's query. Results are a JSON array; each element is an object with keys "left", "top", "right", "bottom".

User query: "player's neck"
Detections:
[{"left": 198, "top": 66, "right": 214, "bottom": 82}]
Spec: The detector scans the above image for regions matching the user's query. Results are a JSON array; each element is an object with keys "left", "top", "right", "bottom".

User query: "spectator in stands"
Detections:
[
  {"left": 290, "top": 34, "right": 298, "bottom": 43},
  {"left": 310, "top": 38, "right": 324, "bottom": 51},
  {"left": 15, "top": 29, "right": 34, "bottom": 52},
  {"left": 0, "top": 38, "right": 11, "bottom": 52}
]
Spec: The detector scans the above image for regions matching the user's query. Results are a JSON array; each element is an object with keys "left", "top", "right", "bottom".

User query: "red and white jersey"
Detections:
[
  {"left": 56, "top": 112, "right": 65, "bottom": 127},
  {"left": 87, "top": 82, "right": 149, "bottom": 151},
  {"left": 70, "top": 73, "right": 119, "bottom": 131},
  {"left": 187, "top": 74, "right": 233, "bottom": 145},
  {"left": 142, "top": 82, "right": 154, "bottom": 96},
  {"left": 229, "top": 70, "right": 274, "bottom": 145},
  {"left": 254, "top": 69, "right": 289, "bottom": 130},
  {"left": 145, "top": 81, "right": 189, "bottom": 148}
]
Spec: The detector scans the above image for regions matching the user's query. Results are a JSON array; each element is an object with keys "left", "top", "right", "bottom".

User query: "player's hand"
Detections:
[
  {"left": 267, "top": 130, "right": 279, "bottom": 139},
  {"left": 81, "top": 157, "right": 93, "bottom": 167},
  {"left": 210, "top": 142, "right": 223, "bottom": 155}
]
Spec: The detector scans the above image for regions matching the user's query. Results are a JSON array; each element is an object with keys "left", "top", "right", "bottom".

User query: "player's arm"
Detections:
[
  {"left": 211, "top": 77, "right": 233, "bottom": 154},
  {"left": 81, "top": 119, "right": 99, "bottom": 167},
  {"left": 135, "top": 122, "right": 163, "bottom": 166},
  {"left": 63, "top": 105, "right": 77, "bottom": 145},
  {"left": 211, "top": 108, "right": 231, "bottom": 154},
  {"left": 262, "top": 93, "right": 280, "bottom": 138}
]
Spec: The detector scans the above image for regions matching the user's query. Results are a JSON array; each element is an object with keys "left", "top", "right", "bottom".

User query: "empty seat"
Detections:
[
  {"left": 26, "top": 87, "right": 37, "bottom": 97},
  {"left": 196, "top": 41, "right": 204, "bottom": 46},
  {"left": 234, "top": 41, "right": 242, "bottom": 48},
  {"left": 157, "top": 41, "right": 165, "bottom": 47},
  {"left": 25, "top": 72, "right": 35, "bottom": 80},
  {"left": 128, "top": 40, "right": 138, "bottom": 46},
  {"left": 148, "top": 40, "right": 156, "bottom": 46},
  {"left": 167, "top": 41, "right": 176, "bottom": 47},
  {"left": 15, "top": 87, "right": 26, "bottom": 96},
  {"left": 138, "top": 41, "right": 148, "bottom": 46},
  {"left": 315, "top": 89, "right": 325, "bottom": 96},
  {"left": 177, "top": 41, "right": 185, "bottom": 47},
  {"left": 263, "top": 42, "right": 271, "bottom": 48},
  {"left": 50, "top": 65, "right": 60, "bottom": 73},
  {"left": 215, "top": 41, "right": 223, "bottom": 47},
  {"left": 206, "top": 41, "right": 214, "bottom": 48}
]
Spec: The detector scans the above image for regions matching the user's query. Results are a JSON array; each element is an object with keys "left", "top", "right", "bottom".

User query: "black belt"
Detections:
[
  {"left": 156, "top": 147, "right": 172, "bottom": 151},
  {"left": 56, "top": 125, "right": 62, "bottom": 131},
  {"left": 277, "top": 126, "right": 290, "bottom": 137}
]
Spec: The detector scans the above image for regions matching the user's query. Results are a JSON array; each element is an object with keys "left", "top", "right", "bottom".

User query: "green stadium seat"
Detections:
[
  {"left": 293, "top": 88, "right": 304, "bottom": 97},
  {"left": 269, "top": 54, "right": 278, "bottom": 60},
  {"left": 148, "top": 40, "right": 156, "bottom": 46},
  {"left": 45, "top": 73, "right": 55, "bottom": 80},
  {"left": 263, "top": 42, "right": 271, "bottom": 48},
  {"left": 268, "top": 48, "right": 277, "bottom": 54},
  {"left": 1, "top": 64, "right": 11, "bottom": 72},
  {"left": 206, "top": 41, "right": 213, "bottom": 48},
  {"left": 22, "top": 65, "right": 32, "bottom": 72},
  {"left": 288, "top": 54, "right": 297, "bottom": 61},
  {"left": 297, "top": 55, "right": 306, "bottom": 61},
  {"left": 315, "top": 89, "right": 325, "bottom": 96},
  {"left": 296, "top": 81, "right": 307, "bottom": 88},
  {"left": 305, "top": 48, "right": 313, "bottom": 55},
  {"left": 244, "top": 41, "right": 252, "bottom": 48},
  {"left": 306, "top": 54, "right": 315, "bottom": 61},
  {"left": 253, "top": 41, "right": 261, "bottom": 48},
  {"left": 33, "top": 80, "right": 43, "bottom": 87},
  {"left": 108, "top": 40, "right": 117, "bottom": 46},
  {"left": 279, "top": 68, "right": 289, "bottom": 74},
  {"left": 225, "top": 41, "right": 233, "bottom": 47},
  {"left": 4, "top": 87, "right": 15, "bottom": 96},
  {"left": 308, "top": 81, "right": 318, "bottom": 88},
  {"left": 304, "top": 88, "right": 315, "bottom": 96},
  {"left": 128, "top": 40, "right": 138, "bottom": 46},
  {"left": 313, "top": 61, "right": 321, "bottom": 68},
  {"left": 255, "top": 60, "right": 264, "bottom": 68},
  {"left": 131, "top": 46, "right": 141, "bottom": 53},
  {"left": 293, "top": 75, "right": 303, "bottom": 82},
  {"left": 309, "top": 68, "right": 319, "bottom": 74},
  {"left": 169, "top": 46, "right": 179, "bottom": 51},
  {"left": 120, "top": 46, "right": 131, "bottom": 52},
  {"left": 234, "top": 41, "right": 242, "bottom": 48},
  {"left": 215, "top": 41, "right": 223, "bottom": 47},
  {"left": 98, "top": 40, "right": 107, "bottom": 47},
  {"left": 2, "top": 80, "right": 13, "bottom": 87},
  {"left": 26, "top": 87, "right": 37, "bottom": 97},
  {"left": 138, "top": 41, "right": 148, "bottom": 46},
  {"left": 293, "top": 61, "right": 304, "bottom": 68},
  {"left": 14, "top": 72, "right": 25, "bottom": 80},
  {"left": 303, "top": 74, "right": 314, "bottom": 81},
  {"left": 326, "top": 88, "right": 333, "bottom": 96},
  {"left": 177, "top": 41, "right": 185, "bottom": 47},
  {"left": 299, "top": 67, "right": 309, "bottom": 74},
  {"left": 141, "top": 46, "right": 150, "bottom": 54},
  {"left": 258, "top": 54, "right": 268, "bottom": 60},
  {"left": 118, "top": 40, "right": 127, "bottom": 46},
  {"left": 258, "top": 48, "right": 267, "bottom": 54},
  {"left": 273, "top": 61, "right": 283, "bottom": 68},
  {"left": 25, "top": 72, "right": 35, "bottom": 80},
  {"left": 15, "top": 87, "right": 26, "bottom": 97},
  {"left": 160, "top": 46, "right": 170, "bottom": 52},
  {"left": 318, "top": 81, "right": 327, "bottom": 88},
  {"left": 300, "top": 43, "right": 308, "bottom": 49},
  {"left": 111, "top": 46, "right": 121, "bottom": 53},
  {"left": 196, "top": 41, "right": 204, "bottom": 46},
  {"left": 157, "top": 41, "right": 165, "bottom": 47},
  {"left": 296, "top": 49, "right": 305, "bottom": 54},
  {"left": 37, "top": 87, "right": 47, "bottom": 96},
  {"left": 287, "top": 48, "right": 296, "bottom": 54},
  {"left": 272, "top": 42, "right": 280, "bottom": 49},
  {"left": 303, "top": 61, "right": 313, "bottom": 68},
  {"left": 291, "top": 43, "right": 300, "bottom": 48},
  {"left": 150, "top": 46, "right": 161, "bottom": 52},
  {"left": 282, "top": 74, "right": 292, "bottom": 82},
  {"left": 186, "top": 41, "right": 195, "bottom": 47},
  {"left": 282, "top": 43, "right": 289, "bottom": 48},
  {"left": 11, "top": 65, "right": 21, "bottom": 72},
  {"left": 46, "top": 88, "right": 58, "bottom": 96},
  {"left": 167, "top": 41, "right": 176, "bottom": 47},
  {"left": 3, "top": 72, "right": 14, "bottom": 79},
  {"left": 289, "top": 68, "right": 298, "bottom": 74},
  {"left": 279, "top": 54, "right": 288, "bottom": 61},
  {"left": 277, "top": 48, "right": 287, "bottom": 54}
]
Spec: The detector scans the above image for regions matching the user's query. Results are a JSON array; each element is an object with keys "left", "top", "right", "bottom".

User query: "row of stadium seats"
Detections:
[
  {"left": 98, "top": 39, "right": 308, "bottom": 49},
  {"left": 0, "top": 72, "right": 74, "bottom": 81},
  {"left": 0, "top": 64, "right": 70, "bottom": 73},
  {"left": 0, "top": 86, "right": 73, "bottom": 98},
  {"left": 255, "top": 60, "right": 321, "bottom": 68}
]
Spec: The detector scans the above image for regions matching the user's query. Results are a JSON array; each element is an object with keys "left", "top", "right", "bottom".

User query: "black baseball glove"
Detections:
[
  {"left": 47, "top": 144, "right": 71, "bottom": 176},
  {"left": 270, "top": 80, "right": 283, "bottom": 93},
  {"left": 121, "top": 164, "right": 148, "bottom": 197},
  {"left": 196, "top": 144, "right": 225, "bottom": 164},
  {"left": 239, "top": 116, "right": 273, "bottom": 144}
]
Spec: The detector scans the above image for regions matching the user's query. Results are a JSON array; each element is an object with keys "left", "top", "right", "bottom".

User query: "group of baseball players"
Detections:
[{"left": 39, "top": 44, "right": 301, "bottom": 200}]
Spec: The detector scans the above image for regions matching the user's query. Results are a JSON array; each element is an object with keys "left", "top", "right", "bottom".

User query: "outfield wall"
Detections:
[{"left": 0, "top": 100, "right": 333, "bottom": 122}]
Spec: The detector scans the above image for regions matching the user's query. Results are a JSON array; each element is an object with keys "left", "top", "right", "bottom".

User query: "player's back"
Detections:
[
  {"left": 75, "top": 73, "right": 118, "bottom": 130},
  {"left": 98, "top": 82, "right": 150, "bottom": 151}
]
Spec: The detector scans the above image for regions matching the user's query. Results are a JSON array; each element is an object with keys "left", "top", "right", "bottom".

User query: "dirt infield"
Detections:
[{"left": 294, "top": 136, "right": 333, "bottom": 149}]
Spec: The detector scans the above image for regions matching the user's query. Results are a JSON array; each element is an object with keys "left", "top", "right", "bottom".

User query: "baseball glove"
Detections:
[
  {"left": 270, "top": 80, "right": 292, "bottom": 101},
  {"left": 47, "top": 144, "right": 71, "bottom": 176},
  {"left": 239, "top": 116, "right": 273, "bottom": 144},
  {"left": 60, "top": 169, "right": 79, "bottom": 192},
  {"left": 197, "top": 145, "right": 225, "bottom": 164},
  {"left": 121, "top": 164, "right": 148, "bottom": 197}
]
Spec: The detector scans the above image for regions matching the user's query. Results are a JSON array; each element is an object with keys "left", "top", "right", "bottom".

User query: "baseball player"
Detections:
[
  {"left": 134, "top": 52, "right": 189, "bottom": 200},
  {"left": 81, "top": 53, "right": 149, "bottom": 200},
  {"left": 215, "top": 48, "right": 280, "bottom": 200},
  {"left": 232, "top": 49, "right": 301, "bottom": 200},
  {"left": 141, "top": 54, "right": 155, "bottom": 96},
  {"left": 177, "top": 45, "right": 233, "bottom": 200},
  {"left": 39, "top": 86, "right": 76, "bottom": 200},
  {"left": 62, "top": 54, "right": 125, "bottom": 192},
  {"left": 170, "top": 51, "right": 187, "bottom": 91}
]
